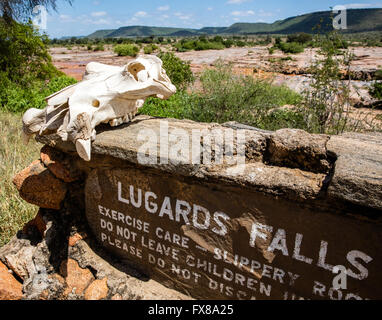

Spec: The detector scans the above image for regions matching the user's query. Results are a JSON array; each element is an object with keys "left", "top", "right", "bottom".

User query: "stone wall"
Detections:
[{"left": 1, "top": 116, "right": 382, "bottom": 300}]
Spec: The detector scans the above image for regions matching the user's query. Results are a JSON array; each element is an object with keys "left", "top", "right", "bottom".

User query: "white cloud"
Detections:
[
  {"left": 231, "top": 10, "right": 255, "bottom": 16},
  {"left": 158, "top": 5, "right": 170, "bottom": 11},
  {"left": 81, "top": 17, "right": 111, "bottom": 25},
  {"left": 174, "top": 12, "right": 193, "bottom": 20},
  {"left": 92, "top": 18, "right": 110, "bottom": 25},
  {"left": 134, "top": 11, "right": 148, "bottom": 17},
  {"left": 91, "top": 11, "right": 107, "bottom": 17}
]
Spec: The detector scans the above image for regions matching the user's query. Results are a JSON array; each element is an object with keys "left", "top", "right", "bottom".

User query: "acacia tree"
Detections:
[{"left": 1, "top": 0, "right": 72, "bottom": 22}]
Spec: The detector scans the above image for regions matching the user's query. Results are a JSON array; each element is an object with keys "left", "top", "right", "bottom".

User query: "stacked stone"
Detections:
[{"left": 0, "top": 144, "right": 188, "bottom": 301}]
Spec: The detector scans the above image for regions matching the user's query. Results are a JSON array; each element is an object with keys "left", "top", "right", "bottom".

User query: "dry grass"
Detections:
[{"left": 0, "top": 111, "right": 41, "bottom": 246}]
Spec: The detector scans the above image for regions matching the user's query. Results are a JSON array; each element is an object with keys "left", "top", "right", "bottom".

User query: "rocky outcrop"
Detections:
[
  {"left": 12, "top": 160, "right": 67, "bottom": 210},
  {"left": 0, "top": 261, "right": 23, "bottom": 300},
  {"left": 0, "top": 206, "right": 191, "bottom": 300},
  {"left": 2, "top": 116, "right": 382, "bottom": 300}
]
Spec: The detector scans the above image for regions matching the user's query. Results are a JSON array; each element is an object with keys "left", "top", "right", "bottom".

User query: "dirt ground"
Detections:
[
  {"left": 49, "top": 45, "right": 382, "bottom": 78},
  {"left": 49, "top": 45, "right": 382, "bottom": 126}
]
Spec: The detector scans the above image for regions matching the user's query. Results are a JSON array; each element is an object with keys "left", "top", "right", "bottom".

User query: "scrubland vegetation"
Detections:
[
  {"left": 140, "top": 32, "right": 380, "bottom": 135},
  {"left": 49, "top": 30, "right": 382, "bottom": 56}
]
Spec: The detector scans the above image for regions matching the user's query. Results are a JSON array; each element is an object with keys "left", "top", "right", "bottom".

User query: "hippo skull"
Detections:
[{"left": 22, "top": 55, "right": 176, "bottom": 161}]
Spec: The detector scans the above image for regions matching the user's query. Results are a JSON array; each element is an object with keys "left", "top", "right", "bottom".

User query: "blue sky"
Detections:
[{"left": 43, "top": 0, "right": 382, "bottom": 38}]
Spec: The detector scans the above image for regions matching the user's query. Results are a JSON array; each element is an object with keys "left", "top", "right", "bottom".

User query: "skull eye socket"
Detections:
[{"left": 126, "top": 62, "right": 146, "bottom": 81}]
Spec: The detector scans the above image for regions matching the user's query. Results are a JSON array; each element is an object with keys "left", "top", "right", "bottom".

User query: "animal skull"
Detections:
[{"left": 22, "top": 55, "right": 177, "bottom": 161}]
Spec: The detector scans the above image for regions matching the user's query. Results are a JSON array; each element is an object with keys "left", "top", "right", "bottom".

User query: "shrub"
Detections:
[
  {"left": 370, "top": 82, "right": 382, "bottom": 100},
  {"left": 213, "top": 36, "right": 224, "bottom": 43},
  {"left": 223, "top": 39, "right": 234, "bottom": 48},
  {"left": 144, "top": 45, "right": 153, "bottom": 54},
  {"left": 287, "top": 33, "right": 313, "bottom": 44},
  {"left": 93, "top": 44, "right": 105, "bottom": 51},
  {"left": 0, "top": 75, "right": 77, "bottom": 113},
  {"left": 277, "top": 42, "right": 304, "bottom": 54},
  {"left": 114, "top": 44, "right": 140, "bottom": 57},
  {"left": 195, "top": 41, "right": 225, "bottom": 51},
  {"left": 173, "top": 39, "right": 226, "bottom": 52},
  {"left": 143, "top": 44, "right": 158, "bottom": 55},
  {"left": 0, "top": 20, "right": 60, "bottom": 85},
  {"left": 193, "top": 62, "right": 302, "bottom": 126},
  {"left": 139, "top": 91, "right": 197, "bottom": 119},
  {"left": 235, "top": 40, "right": 247, "bottom": 47},
  {"left": 298, "top": 32, "right": 358, "bottom": 134},
  {"left": 158, "top": 52, "right": 194, "bottom": 91},
  {"left": 141, "top": 61, "right": 302, "bottom": 131},
  {"left": 374, "top": 69, "right": 382, "bottom": 80}
]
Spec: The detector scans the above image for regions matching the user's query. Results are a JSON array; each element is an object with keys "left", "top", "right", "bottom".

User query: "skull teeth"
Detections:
[
  {"left": 76, "top": 139, "right": 91, "bottom": 161},
  {"left": 109, "top": 118, "right": 124, "bottom": 127}
]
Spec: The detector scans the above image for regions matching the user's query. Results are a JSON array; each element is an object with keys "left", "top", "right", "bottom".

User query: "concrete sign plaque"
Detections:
[{"left": 85, "top": 166, "right": 382, "bottom": 300}]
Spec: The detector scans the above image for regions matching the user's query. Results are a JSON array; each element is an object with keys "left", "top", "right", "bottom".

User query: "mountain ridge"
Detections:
[{"left": 86, "top": 8, "right": 382, "bottom": 38}]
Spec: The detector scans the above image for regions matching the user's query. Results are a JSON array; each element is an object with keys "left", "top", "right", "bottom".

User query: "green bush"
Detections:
[
  {"left": 140, "top": 61, "right": 303, "bottom": 131},
  {"left": 287, "top": 33, "right": 313, "bottom": 44},
  {"left": 277, "top": 42, "right": 305, "bottom": 54},
  {"left": 173, "top": 39, "right": 226, "bottom": 52},
  {"left": 370, "top": 82, "right": 382, "bottom": 100},
  {"left": 374, "top": 69, "right": 382, "bottom": 80},
  {"left": 158, "top": 52, "right": 194, "bottom": 91},
  {"left": 192, "top": 62, "right": 302, "bottom": 126},
  {"left": 139, "top": 91, "right": 197, "bottom": 119},
  {"left": 223, "top": 39, "right": 234, "bottom": 48},
  {"left": 93, "top": 44, "right": 105, "bottom": 51},
  {"left": 114, "top": 44, "right": 140, "bottom": 57},
  {"left": 0, "top": 20, "right": 60, "bottom": 85},
  {"left": 235, "top": 40, "right": 247, "bottom": 47},
  {"left": 0, "top": 75, "right": 77, "bottom": 113},
  {"left": 144, "top": 45, "right": 153, "bottom": 54},
  {"left": 195, "top": 41, "right": 225, "bottom": 51},
  {"left": 143, "top": 44, "right": 158, "bottom": 54}
]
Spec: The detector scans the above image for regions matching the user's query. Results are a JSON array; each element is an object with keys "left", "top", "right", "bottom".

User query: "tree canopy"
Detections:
[{"left": 0, "top": 0, "right": 72, "bottom": 22}]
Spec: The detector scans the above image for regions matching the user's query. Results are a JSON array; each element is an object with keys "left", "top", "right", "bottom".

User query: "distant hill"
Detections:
[
  {"left": 87, "top": 29, "right": 117, "bottom": 38},
  {"left": 88, "top": 26, "right": 198, "bottom": 38},
  {"left": 87, "top": 8, "right": 382, "bottom": 38}
]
